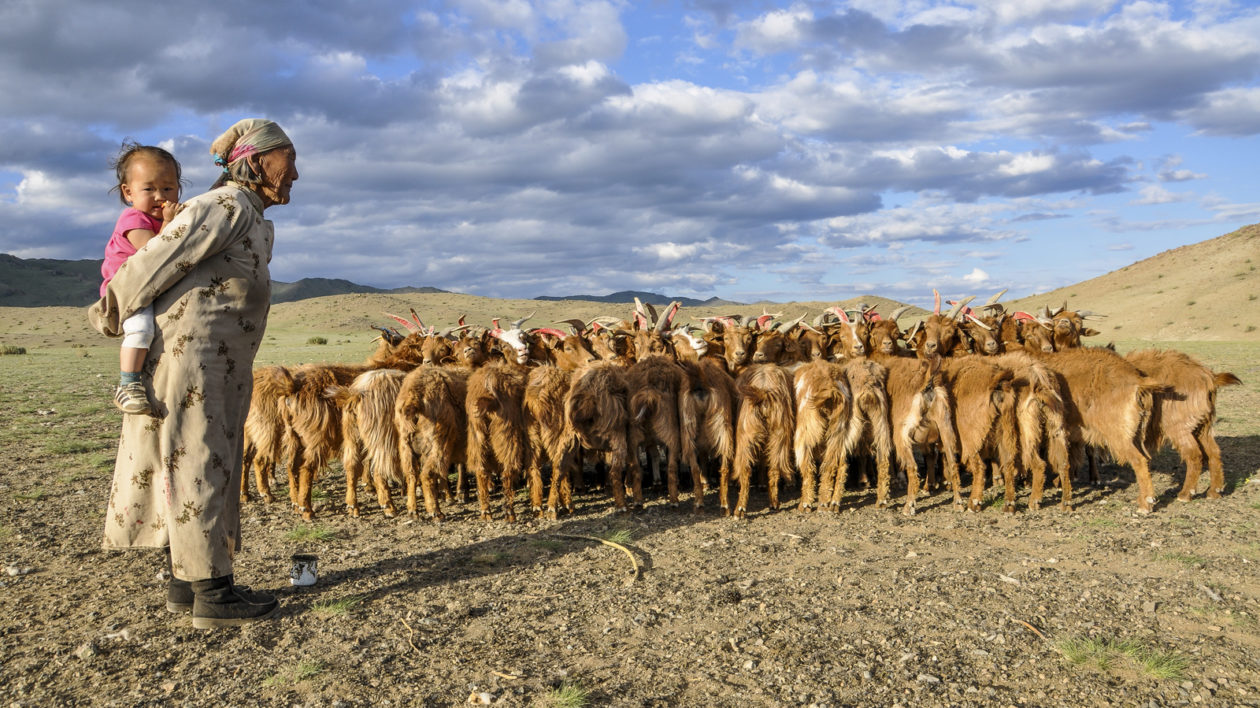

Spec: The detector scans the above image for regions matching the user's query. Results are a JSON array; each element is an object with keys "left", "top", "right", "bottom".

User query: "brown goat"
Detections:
[
  {"left": 394, "top": 365, "right": 469, "bottom": 520},
  {"left": 282, "top": 363, "right": 367, "bottom": 519},
  {"left": 792, "top": 359, "right": 852, "bottom": 511},
  {"left": 730, "top": 360, "right": 796, "bottom": 518},
  {"left": 870, "top": 353, "right": 960, "bottom": 514},
  {"left": 524, "top": 364, "right": 579, "bottom": 519},
  {"left": 626, "top": 353, "right": 689, "bottom": 506},
  {"left": 241, "top": 365, "right": 295, "bottom": 504},
  {"left": 337, "top": 368, "right": 408, "bottom": 518},
  {"left": 939, "top": 356, "right": 1021, "bottom": 512},
  {"left": 566, "top": 361, "right": 635, "bottom": 511},
  {"left": 1035, "top": 347, "right": 1166, "bottom": 513},
  {"left": 464, "top": 360, "right": 530, "bottom": 521},
  {"left": 826, "top": 358, "right": 894, "bottom": 509},
  {"left": 1125, "top": 349, "right": 1241, "bottom": 501}
]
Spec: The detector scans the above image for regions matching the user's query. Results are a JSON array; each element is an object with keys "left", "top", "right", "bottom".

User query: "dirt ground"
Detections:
[
  {"left": 1, "top": 442, "right": 1258, "bottom": 707},
  {"left": 1, "top": 343, "right": 1259, "bottom": 707}
]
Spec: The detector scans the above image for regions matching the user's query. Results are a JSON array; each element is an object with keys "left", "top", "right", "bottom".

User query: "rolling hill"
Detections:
[{"left": 1, "top": 223, "right": 1255, "bottom": 348}]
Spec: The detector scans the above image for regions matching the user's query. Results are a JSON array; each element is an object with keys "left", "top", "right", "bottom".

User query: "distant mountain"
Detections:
[
  {"left": 269, "top": 278, "right": 449, "bottom": 304},
  {"left": 0, "top": 254, "right": 102, "bottom": 307},
  {"left": 0, "top": 255, "right": 450, "bottom": 307},
  {"left": 535, "top": 290, "right": 745, "bottom": 308}
]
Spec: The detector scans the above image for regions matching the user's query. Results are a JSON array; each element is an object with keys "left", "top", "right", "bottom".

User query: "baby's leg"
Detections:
[{"left": 115, "top": 307, "right": 155, "bottom": 414}]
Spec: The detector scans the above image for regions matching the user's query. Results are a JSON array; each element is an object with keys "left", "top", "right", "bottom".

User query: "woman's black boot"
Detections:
[
  {"left": 165, "top": 548, "right": 194, "bottom": 613},
  {"left": 190, "top": 575, "right": 279, "bottom": 629}
]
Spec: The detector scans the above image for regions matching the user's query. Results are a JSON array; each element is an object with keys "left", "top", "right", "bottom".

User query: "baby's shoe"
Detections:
[{"left": 114, "top": 381, "right": 152, "bottom": 415}]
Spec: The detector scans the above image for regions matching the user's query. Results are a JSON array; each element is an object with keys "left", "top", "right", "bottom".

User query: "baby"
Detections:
[{"left": 100, "top": 142, "right": 182, "bottom": 414}]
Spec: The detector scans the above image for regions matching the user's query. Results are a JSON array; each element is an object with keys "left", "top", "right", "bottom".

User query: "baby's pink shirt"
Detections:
[{"left": 100, "top": 208, "right": 162, "bottom": 297}]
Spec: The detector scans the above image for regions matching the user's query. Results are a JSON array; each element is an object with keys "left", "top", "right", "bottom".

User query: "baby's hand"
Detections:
[{"left": 160, "top": 200, "right": 181, "bottom": 222}]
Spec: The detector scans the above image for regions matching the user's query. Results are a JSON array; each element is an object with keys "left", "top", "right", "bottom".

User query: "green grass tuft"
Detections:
[
  {"left": 599, "top": 528, "right": 634, "bottom": 545},
  {"left": 14, "top": 487, "right": 46, "bottom": 502},
  {"left": 546, "top": 680, "right": 589, "bottom": 708},
  {"left": 263, "top": 661, "right": 325, "bottom": 687},
  {"left": 472, "top": 551, "right": 505, "bottom": 565},
  {"left": 1055, "top": 636, "right": 1189, "bottom": 681},
  {"left": 311, "top": 595, "right": 363, "bottom": 617}
]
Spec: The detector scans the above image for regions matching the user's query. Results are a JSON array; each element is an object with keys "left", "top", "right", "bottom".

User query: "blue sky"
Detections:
[{"left": 1, "top": 0, "right": 1257, "bottom": 308}]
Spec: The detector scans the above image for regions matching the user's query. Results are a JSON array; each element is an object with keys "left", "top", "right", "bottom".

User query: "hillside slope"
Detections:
[
  {"left": 1006, "top": 223, "right": 1259, "bottom": 342},
  {"left": 4, "top": 225, "right": 1255, "bottom": 348}
]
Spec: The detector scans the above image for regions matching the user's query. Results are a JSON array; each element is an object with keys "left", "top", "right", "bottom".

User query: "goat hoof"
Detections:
[
  {"left": 1003, "top": 504, "right": 1016, "bottom": 514},
  {"left": 1176, "top": 492, "right": 1193, "bottom": 502},
  {"left": 262, "top": 493, "right": 276, "bottom": 504},
  {"left": 346, "top": 506, "right": 359, "bottom": 518},
  {"left": 901, "top": 504, "right": 916, "bottom": 516},
  {"left": 480, "top": 512, "right": 493, "bottom": 521},
  {"left": 1208, "top": 487, "right": 1223, "bottom": 499}
]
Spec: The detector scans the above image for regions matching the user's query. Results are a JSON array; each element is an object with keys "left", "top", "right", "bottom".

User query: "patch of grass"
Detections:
[
  {"left": 598, "top": 528, "right": 634, "bottom": 545},
  {"left": 545, "top": 681, "right": 589, "bottom": 708},
  {"left": 263, "top": 661, "right": 325, "bottom": 687},
  {"left": 1056, "top": 636, "right": 1189, "bottom": 681},
  {"left": 2, "top": 345, "right": 26, "bottom": 355},
  {"left": 44, "top": 439, "right": 102, "bottom": 455},
  {"left": 1158, "top": 552, "right": 1207, "bottom": 567},
  {"left": 311, "top": 486, "right": 329, "bottom": 503},
  {"left": 306, "top": 336, "right": 328, "bottom": 345},
  {"left": 284, "top": 525, "right": 337, "bottom": 543},
  {"left": 311, "top": 595, "right": 363, "bottom": 618},
  {"left": 1086, "top": 517, "right": 1120, "bottom": 528},
  {"left": 14, "top": 487, "right": 46, "bottom": 502},
  {"left": 472, "top": 551, "right": 506, "bottom": 565}
]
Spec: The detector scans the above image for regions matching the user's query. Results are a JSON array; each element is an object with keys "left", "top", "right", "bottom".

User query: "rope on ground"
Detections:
[{"left": 551, "top": 533, "right": 639, "bottom": 585}]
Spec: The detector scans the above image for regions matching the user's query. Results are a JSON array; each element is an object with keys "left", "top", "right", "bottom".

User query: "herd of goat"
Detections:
[{"left": 240, "top": 291, "right": 1241, "bottom": 523}]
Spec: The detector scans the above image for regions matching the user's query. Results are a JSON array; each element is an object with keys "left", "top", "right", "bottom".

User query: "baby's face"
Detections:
[{"left": 121, "top": 157, "right": 180, "bottom": 219}]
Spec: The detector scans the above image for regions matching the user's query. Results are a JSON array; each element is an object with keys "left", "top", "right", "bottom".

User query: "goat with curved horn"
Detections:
[
  {"left": 654, "top": 301, "right": 681, "bottom": 334},
  {"left": 964, "top": 313, "right": 992, "bottom": 331},
  {"left": 945, "top": 296, "right": 976, "bottom": 322},
  {"left": 409, "top": 308, "right": 426, "bottom": 331},
  {"left": 384, "top": 312, "right": 420, "bottom": 333},
  {"left": 984, "top": 288, "right": 1008, "bottom": 307},
  {"left": 511, "top": 312, "right": 536, "bottom": 330},
  {"left": 888, "top": 305, "right": 912, "bottom": 322}
]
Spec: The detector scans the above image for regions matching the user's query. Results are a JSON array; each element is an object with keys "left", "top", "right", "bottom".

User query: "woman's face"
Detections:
[{"left": 252, "top": 146, "right": 299, "bottom": 208}]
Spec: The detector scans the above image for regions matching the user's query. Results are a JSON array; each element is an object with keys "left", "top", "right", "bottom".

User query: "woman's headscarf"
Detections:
[{"left": 210, "top": 118, "right": 292, "bottom": 171}]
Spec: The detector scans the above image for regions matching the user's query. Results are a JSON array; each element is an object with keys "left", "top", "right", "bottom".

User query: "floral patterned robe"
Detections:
[{"left": 88, "top": 183, "right": 272, "bottom": 581}]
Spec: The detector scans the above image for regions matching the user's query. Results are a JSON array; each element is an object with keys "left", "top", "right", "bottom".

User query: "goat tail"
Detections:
[{"left": 1215, "top": 372, "right": 1242, "bottom": 388}]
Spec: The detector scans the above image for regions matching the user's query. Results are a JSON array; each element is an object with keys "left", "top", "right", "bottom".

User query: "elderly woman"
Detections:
[{"left": 89, "top": 118, "right": 298, "bottom": 629}]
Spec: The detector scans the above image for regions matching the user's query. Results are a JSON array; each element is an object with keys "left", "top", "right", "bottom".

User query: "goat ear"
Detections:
[{"left": 1080, "top": 327, "right": 1100, "bottom": 337}]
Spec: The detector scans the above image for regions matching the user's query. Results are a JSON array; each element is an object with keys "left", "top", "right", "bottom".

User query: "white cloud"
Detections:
[{"left": 962, "top": 267, "right": 990, "bottom": 284}]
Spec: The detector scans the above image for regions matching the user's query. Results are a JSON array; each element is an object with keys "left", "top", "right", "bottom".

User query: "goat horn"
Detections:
[
  {"left": 965, "top": 313, "right": 992, "bottom": 331},
  {"left": 1012, "top": 311, "right": 1036, "bottom": 322},
  {"left": 985, "top": 288, "right": 1008, "bottom": 306},
  {"left": 945, "top": 296, "right": 975, "bottom": 321},
  {"left": 888, "top": 305, "right": 911, "bottom": 322},
  {"left": 557, "top": 318, "right": 587, "bottom": 335},
  {"left": 655, "top": 302, "right": 679, "bottom": 334},
  {"left": 780, "top": 313, "right": 807, "bottom": 333},
  {"left": 510, "top": 312, "right": 535, "bottom": 329},
  {"left": 1076, "top": 310, "right": 1105, "bottom": 318},
  {"left": 458, "top": 314, "right": 466, "bottom": 326},
  {"left": 384, "top": 312, "right": 419, "bottom": 333},
  {"left": 409, "top": 308, "right": 426, "bottom": 331},
  {"left": 906, "top": 321, "right": 923, "bottom": 342},
  {"left": 532, "top": 327, "right": 568, "bottom": 339},
  {"left": 755, "top": 314, "right": 776, "bottom": 330},
  {"left": 933, "top": 289, "right": 941, "bottom": 316},
  {"left": 799, "top": 321, "right": 824, "bottom": 335},
  {"left": 827, "top": 306, "right": 851, "bottom": 324}
]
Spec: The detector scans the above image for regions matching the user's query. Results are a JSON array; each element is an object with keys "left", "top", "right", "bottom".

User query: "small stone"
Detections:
[
  {"left": 743, "top": 660, "right": 756, "bottom": 670},
  {"left": 4, "top": 567, "right": 19, "bottom": 577},
  {"left": 1142, "top": 601, "right": 1157, "bottom": 613},
  {"left": 74, "top": 642, "right": 97, "bottom": 661},
  {"left": 917, "top": 674, "right": 940, "bottom": 684}
]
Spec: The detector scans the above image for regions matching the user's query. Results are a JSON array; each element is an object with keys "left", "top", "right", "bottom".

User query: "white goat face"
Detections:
[{"left": 495, "top": 329, "right": 530, "bottom": 364}]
